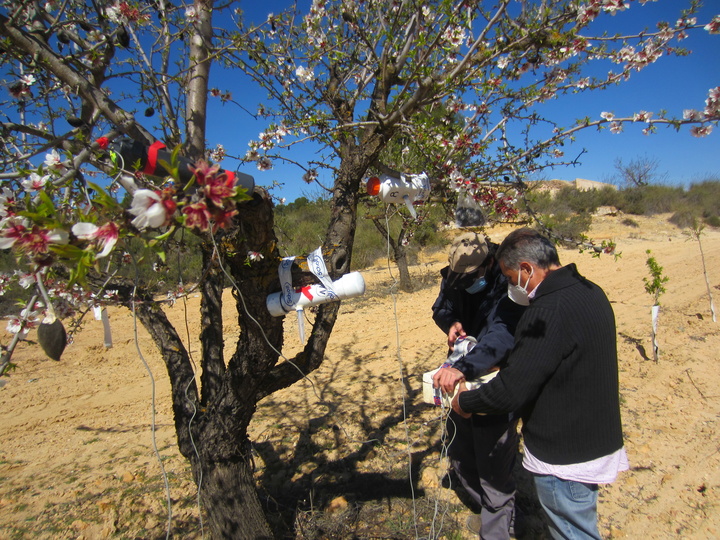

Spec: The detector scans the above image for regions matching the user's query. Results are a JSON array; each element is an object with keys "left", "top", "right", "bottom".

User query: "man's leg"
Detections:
[
  {"left": 474, "top": 415, "right": 518, "bottom": 540},
  {"left": 532, "top": 474, "right": 601, "bottom": 540}
]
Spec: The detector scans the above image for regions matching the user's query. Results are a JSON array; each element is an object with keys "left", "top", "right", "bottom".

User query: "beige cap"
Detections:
[{"left": 448, "top": 232, "right": 489, "bottom": 275}]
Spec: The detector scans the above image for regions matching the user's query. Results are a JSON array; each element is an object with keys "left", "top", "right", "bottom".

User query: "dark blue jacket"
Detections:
[{"left": 432, "top": 261, "right": 526, "bottom": 380}]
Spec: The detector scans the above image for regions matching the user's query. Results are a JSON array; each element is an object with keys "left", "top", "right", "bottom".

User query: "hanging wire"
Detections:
[
  {"left": 174, "top": 228, "right": 206, "bottom": 539},
  {"left": 383, "top": 208, "right": 420, "bottom": 538},
  {"left": 207, "top": 232, "right": 322, "bottom": 400},
  {"left": 129, "top": 255, "right": 173, "bottom": 540}
]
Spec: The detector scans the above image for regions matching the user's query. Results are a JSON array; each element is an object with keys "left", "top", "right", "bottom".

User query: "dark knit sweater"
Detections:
[{"left": 458, "top": 263, "right": 624, "bottom": 465}]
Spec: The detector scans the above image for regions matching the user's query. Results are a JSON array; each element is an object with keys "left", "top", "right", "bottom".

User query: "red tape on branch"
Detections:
[{"left": 143, "top": 141, "right": 167, "bottom": 175}]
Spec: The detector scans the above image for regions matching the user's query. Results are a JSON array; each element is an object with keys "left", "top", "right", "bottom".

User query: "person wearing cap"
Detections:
[
  {"left": 452, "top": 228, "right": 628, "bottom": 540},
  {"left": 431, "top": 232, "right": 526, "bottom": 540}
]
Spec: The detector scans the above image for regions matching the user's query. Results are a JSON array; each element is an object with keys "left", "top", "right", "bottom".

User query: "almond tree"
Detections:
[{"left": 0, "top": 1, "right": 718, "bottom": 537}]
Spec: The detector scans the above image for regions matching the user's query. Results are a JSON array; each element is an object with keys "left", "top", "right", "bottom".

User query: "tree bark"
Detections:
[
  {"left": 394, "top": 244, "right": 414, "bottom": 293},
  {"left": 371, "top": 217, "right": 414, "bottom": 292},
  {"left": 197, "top": 456, "right": 274, "bottom": 540}
]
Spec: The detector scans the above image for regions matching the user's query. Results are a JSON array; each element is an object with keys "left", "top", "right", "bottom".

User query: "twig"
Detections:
[{"left": 684, "top": 368, "right": 707, "bottom": 401}]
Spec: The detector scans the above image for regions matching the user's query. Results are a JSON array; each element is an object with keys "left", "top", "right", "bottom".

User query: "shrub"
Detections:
[{"left": 537, "top": 211, "right": 593, "bottom": 246}]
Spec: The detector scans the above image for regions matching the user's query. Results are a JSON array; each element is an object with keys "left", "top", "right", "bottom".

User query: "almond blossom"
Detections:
[
  {"left": 295, "top": 65, "right": 314, "bottom": 83},
  {"left": 302, "top": 168, "right": 318, "bottom": 183},
  {"left": 128, "top": 189, "right": 176, "bottom": 230},
  {"left": 71, "top": 222, "right": 119, "bottom": 258},
  {"left": 257, "top": 157, "right": 273, "bottom": 171},
  {"left": 0, "top": 218, "right": 69, "bottom": 254},
  {"left": 15, "top": 271, "right": 36, "bottom": 289},
  {"left": 21, "top": 172, "right": 50, "bottom": 192},
  {"left": 6, "top": 311, "right": 37, "bottom": 339},
  {"left": 190, "top": 160, "right": 237, "bottom": 207},
  {"left": 705, "top": 16, "right": 720, "bottom": 34},
  {"left": 182, "top": 202, "right": 212, "bottom": 231},
  {"left": 705, "top": 86, "right": 720, "bottom": 118},
  {"left": 690, "top": 125, "right": 713, "bottom": 138},
  {"left": 44, "top": 149, "right": 66, "bottom": 174},
  {"left": 0, "top": 188, "right": 18, "bottom": 218}
]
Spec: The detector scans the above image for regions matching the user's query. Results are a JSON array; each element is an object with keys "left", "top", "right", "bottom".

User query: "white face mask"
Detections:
[{"left": 507, "top": 267, "right": 533, "bottom": 306}]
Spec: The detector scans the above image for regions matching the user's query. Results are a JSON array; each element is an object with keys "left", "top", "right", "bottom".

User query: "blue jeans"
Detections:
[{"left": 533, "top": 474, "right": 601, "bottom": 540}]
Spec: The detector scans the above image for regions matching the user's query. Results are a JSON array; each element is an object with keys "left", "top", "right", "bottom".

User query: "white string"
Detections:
[
  {"left": 207, "top": 233, "right": 323, "bottom": 401},
  {"left": 174, "top": 235, "right": 206, "bottom": 539},
  {"left": 383, "top": 208, "right": 420, "bottom": 538},
  {"left": 129, "top": 264, "right": 173, "bottom": 540}
]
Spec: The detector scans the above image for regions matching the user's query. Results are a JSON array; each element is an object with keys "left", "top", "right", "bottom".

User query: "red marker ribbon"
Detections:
[{"left": 143, "top": 141, "right": 166, "bottom": 175}]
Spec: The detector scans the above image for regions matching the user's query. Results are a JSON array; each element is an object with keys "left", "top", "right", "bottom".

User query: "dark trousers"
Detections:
[{"left": 447, "top": 410, "right": 519, "bottom": 540}]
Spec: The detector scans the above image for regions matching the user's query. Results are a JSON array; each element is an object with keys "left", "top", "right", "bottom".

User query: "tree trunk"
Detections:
[
  {"left": 394, "top": 243, "right": 414, "bottom": 293},
  {"left": 196, "top": 448, "right": 273, "bottom": 540},
  {"left": 370, "top": 216, "right": 414, "bottom": 292}
]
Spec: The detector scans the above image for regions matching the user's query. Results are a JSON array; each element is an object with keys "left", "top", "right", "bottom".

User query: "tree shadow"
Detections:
[{"left": 251, "top": 337, "right": 549, "bottom": 538}]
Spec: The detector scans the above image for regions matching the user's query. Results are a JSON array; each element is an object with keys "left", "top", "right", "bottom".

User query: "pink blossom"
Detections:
[
  {"left": 575, "top": 77, "right": 590, "bottom": 89},
  {"left": 190, "top": 160, "right": 237, "bottom": 207},
  {"left": 182, "top": 202, "right": 212, "bottom": 231},
  {"left": 44, "top": 149, "right": 66, "bottom": 174},
  {"left": 442, "top": 25, "right": 466, "bottom": 48},
  {"left": 210, "top": 206, "right": 238, "bottom": 231},
  {"left": 21, "top": 172, "right": 50, "bottom": 192},
  {"left": 247, "top": 251, "right": 264, "bottom": 262},
  {"left": 683, "top": 109, "right": 703, "bottom": 121},
  {"left": 600, "top": 111, "right": 615, "bottom": 121},
  {"left": 610, "top": 122, "right": 623, "bottom": 134},
  {"left": 71, "top": 221, "right": 119, "bottom": 258},
  {"left": 633, "top": 111, "right": 652, "bottom": 122},
  {"left": 6, "top": 314, "right": 33, "bottom": 339},
  {"left": 16, "top": 271, "right": 36, "bottom": 289},
  {"left": 705, "top": 16, "right": 720, "bottom": 34},
  {"left": 210, "top": 144, "right": 226, "bottom": 162},
  {"left": 257, "top": 157, "right": 273, "bottom": 171},
  {"left": 705, "top": 86, "right": 720, "bottom": 119},
  {"left": 302, "top": 169, "right": 318, "bottom": 184},
  {"left": 0, "top": 218, "right": 69, "bottom": 254},
  {"left": 601, "top": 0, "right": 628, "bottom": 14},
  {"left": 295, "top": 65, "right": 314, "bottom": 83},
  {"left": 129, "top": 189, "right": 176, "bottom": 230},
  {"left": 0, "top": 188, "right": 18, "bottom": 218},
  {"left": 690, "top": 125, "right": 713, "bottom": 138}
]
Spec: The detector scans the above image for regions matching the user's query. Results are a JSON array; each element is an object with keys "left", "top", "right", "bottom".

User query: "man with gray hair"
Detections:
[
  {"left": 453, "top": 228, "right": 628, "bottom": 540},
  {"left": 432, "top": 231, "right": 525, "bottom": 539}
]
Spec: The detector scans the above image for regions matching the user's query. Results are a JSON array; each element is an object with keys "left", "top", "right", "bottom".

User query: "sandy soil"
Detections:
[{"left": 1, "top": 213, "right": 720, "bottom": 539}]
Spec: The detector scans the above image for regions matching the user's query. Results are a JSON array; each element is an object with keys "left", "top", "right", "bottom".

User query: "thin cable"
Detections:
[
  {"left": 208, "top": 232, "right": 322, "bottom": 401},
  {"left": 383, "top": 209, "right": 420, "bottom": 538},
  {"left": 129, "top": 263, "right": 173, "bottom": 540},
  {"left": 428, "top": 403, "right": 457, "bottom": 539},
  {"left": 174, "top": 233, "right": 205, "bottom": 538}
]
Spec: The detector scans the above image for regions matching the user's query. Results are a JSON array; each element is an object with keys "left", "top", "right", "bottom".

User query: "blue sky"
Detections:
[{"left": 207, "top": 1, "right": 720, "bottom": 202}]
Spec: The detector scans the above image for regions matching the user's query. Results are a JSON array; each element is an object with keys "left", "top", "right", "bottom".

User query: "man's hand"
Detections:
[
  {"left": 451, "top": 381, "right": 471, "bottom": 418},
  {"left": 447, "top": 322, "right": 466, "bottom": 348},
  {"left": 432, "top": 366, "right": 465, "bottom": 394}
]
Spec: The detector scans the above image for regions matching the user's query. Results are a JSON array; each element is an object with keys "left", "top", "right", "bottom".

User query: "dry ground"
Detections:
[{"left": 1, "top": 213, "right": 720, "bottom": 539}]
